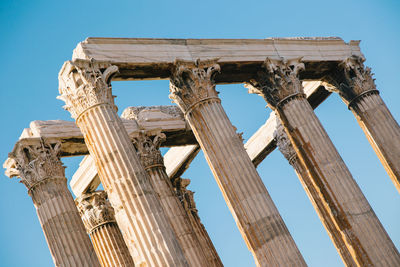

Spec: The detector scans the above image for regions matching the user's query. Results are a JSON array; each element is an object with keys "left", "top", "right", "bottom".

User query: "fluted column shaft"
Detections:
[
  {"left": 132, "top": 131, "right": 209, "bottom": 266},
  {"left": 76, "top": 191, "right": 135, "bottom": 267},
  {"left": 173, "top": 178, "right": 223, "bottom": 267},
  {"left": 58, "top": 61, "right": 188, "bottom": 267},
  {"left": 249, "top": 58, "right": 400, "bottom": 266},
  {"left": 170, "top": 59, "right": 306, "bottom": 267},
  {"left": 324, "top": 56, "right": 400, "bottom": 193},
  {"left": 275, "top": 122, "right": 357, "bottom": 265},
  {"left": 5, "top": 140, "right": 100, "bottom": 267}
]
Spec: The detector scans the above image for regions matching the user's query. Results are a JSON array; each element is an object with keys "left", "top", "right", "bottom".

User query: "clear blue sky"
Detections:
[{"left": 0, "top": 1, "right": 399, "bottom": 266}]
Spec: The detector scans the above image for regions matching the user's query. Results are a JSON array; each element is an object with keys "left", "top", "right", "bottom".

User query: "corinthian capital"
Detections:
[
  {"left": 273, "top": 120, "right": 297, "bottom": 165},
  {"left": 169, "top": 59, "right": 221, "bottom": 114},
  {"left": 4, "top": 139, "right": 65, "bottom": 191},
  {"left": 132, "top": 131, "right": 166, "bottom": 169},
  {"left": 76, "top": 191, "right": 116, "bottom": 233},
  {"left": 58, "top": 60, "right": 119, "bottom": 119},
  {"left": 323, "top": 55, "right": 377, "bottom": 106},
  {"left": 246, "top": 58, "right": 305, "bottom": 109}
]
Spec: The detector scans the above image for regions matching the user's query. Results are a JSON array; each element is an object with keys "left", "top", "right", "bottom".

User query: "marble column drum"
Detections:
[
  {"left": 131, "top": 130, "right": 209, "bottom": 267},
  {"left": 170, "top": 59, "right": 307, "bottom": 267},
  {"left": 323, "top": 55, "right": 400, "bottom": 193},
  {"left": 248, "top": 58, "right": 400, "bottom": 266},
  {"left": 58, "top": 60, "right": 188, "bottom": 267},
  {"left": 5, "top": 140, "right": 100, "bottom": 267},
  {"left": 173, "top": 177, "right": 223, "bottom": 267},
  {"left": 76, "top": 191, "right": 135, "bottom": 267}
]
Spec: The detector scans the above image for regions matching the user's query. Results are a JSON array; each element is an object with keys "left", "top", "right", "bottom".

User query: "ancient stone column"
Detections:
[
  {"left": 247, "top": 58, "right": 400, "bottom": 266},
  {"left": 274, "top": 121, "right": 357, "bottom": 265},
  {"left": 58, "top": 60, "right": 188, "bottom": 267},
  {"left": 76, "top": 191, "right": 135, "bottom": 267},
  {"left": 4, "top": 139, "right": 100, "bottom": 267},
  {"left": 322, "top": 55, "right": 400, "bottom": 193},
  {"left": 172, "top": 177, "right": 223, "bottom": 267},
  {"left": 169, "top": 59, "right": 306, "bottom": 267},
  {"left": 131, "top": 130, "right": 210, "bottom": 267}
]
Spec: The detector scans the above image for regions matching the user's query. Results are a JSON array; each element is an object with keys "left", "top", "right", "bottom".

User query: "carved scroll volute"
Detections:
[
  {"left": 169, "top": 59, "right": 221, "bottom": 113},
  {"left": 132, "top": 131, "right": 167, "bottom": 169},
  {"left": 5, "top": 140, "right": 65, "bottom": 191},
  {"left": 58, "top": 60, "right": 119, "bottom": 119},
  {"left": 323, "top": 55, "right": 377, "bottom": 106},
  {"left": 246, "top": 58, "right": 305, "bottom": 109},
  {"left": 76, "top": 191, "right": 116, "bottom": 233}
]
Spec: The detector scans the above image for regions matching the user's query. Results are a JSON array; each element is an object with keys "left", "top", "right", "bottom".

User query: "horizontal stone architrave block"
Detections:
[{"left": 70, "top": 37, "right": 363, "bottom": 82}]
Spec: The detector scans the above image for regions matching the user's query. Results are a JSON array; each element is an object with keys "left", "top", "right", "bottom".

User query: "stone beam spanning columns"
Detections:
[
  {"left": 322, "top": 55, "right": 400, "bottom": 193},
  {"left": 169, "top": 59, "right": 306, "bottom": 267},
  {"left": 247, "top": 58, "right": 400, "bottom": 266},
  {"left": 4, "top": 139, "right": 100, "bottom": 267},
  {"left": 172, "top": 177, "right": 223, "bottom": 267},
  {"left": 58, "top": 60, "right": 188, "bottom": 266},
  {"left": 76, "top": 191, "right": 135, "bottom": 267},
  {"left": 131, "top": 130, "right": 210, "bottom": 267}
]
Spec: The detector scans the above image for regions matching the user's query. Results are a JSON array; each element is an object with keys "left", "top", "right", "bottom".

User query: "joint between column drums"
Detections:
[
  {"left": 184, "top": 97, "right": 221, "bottom": 116},
  {"left": 347, "top": 89, "right": 380, "bottom": 110},
  {"left": 276, "top": 93, "right": 306, "bottom": 110}
]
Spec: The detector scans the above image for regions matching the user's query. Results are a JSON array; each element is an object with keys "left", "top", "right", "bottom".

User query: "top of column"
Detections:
[
  {"left": 246, "top": 58, "right": 306, "bottom": 110},
  {"left": 76, "top": 191, "right": 117, "bottom": 233},
  {"left": 58, "top": 60, "right": 119, "bottom": 119},
  {"left": 4, "top": 139, "right": 65, "bottom": 192},
  {"left": 322, "top": 55, "right": 378, "bottom": 107},
  {"left": 169, "top": 59, "right": 221, "bottom": 114}
]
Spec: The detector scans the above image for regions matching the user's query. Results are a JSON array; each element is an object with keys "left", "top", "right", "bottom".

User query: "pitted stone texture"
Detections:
[
  {"left": 133, "top": 131, "right": 209, "bottom": 266},
  {"left": 59, "top": 60, "right": 188, "bottom": 266},
  {"left": 76, "top": 191, "right": 135, "bottom": 267},
  {"left": 252, "top": 59, "right": 400, "bottom": 266},
  {"left": 170, "top": 59, "right": 306, "bottom": 267},
  {"left": 4, "top": 139, "right": 100, "bottom": 267}
]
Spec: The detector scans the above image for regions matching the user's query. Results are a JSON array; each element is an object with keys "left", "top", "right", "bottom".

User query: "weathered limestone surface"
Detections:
[
  {"left": 245, "top": 81, "right": 328, "bottom": 167},
  {"left": 72, "top": 37, "right": 363, "bottom": 83},
  {"left": 76, "top": 191, "right": 135, "bottom": 267},
  {"left": 71, "top": 81, "right": 326, "bottom": 197},
  {"left": 274, "top": 122, "right": 356, "bottom": 265},
  {"left": 323, "top": 56, "right": 400, "bottom": 193},
  {"left": 164, "top": 145, "right": 200, "bottom": 179},
  {"left": 169, "top": 59, "right": 306, "bottom": 267},
  {"left": 131, "top": 130, "right": 209, "bottom": 266},
  {"left": 4, "top": 139, "right": 100, "bottom": 267},
  {"left": 58, "top": 60, "right": 188, "bottom": 266},
  {"left": 173, "top": 177, "right": 223, "bottom": 267},
  {"left": 248, "top": 58, "right": 400, "bottom": 266},
  {"left": 19, "top": 105, "right": 195, "bottom": 157}
]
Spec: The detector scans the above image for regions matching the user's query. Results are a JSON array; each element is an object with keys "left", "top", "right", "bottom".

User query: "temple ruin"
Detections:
[{"left": 4, "top": 37, "right": 400, "bottom": 266}]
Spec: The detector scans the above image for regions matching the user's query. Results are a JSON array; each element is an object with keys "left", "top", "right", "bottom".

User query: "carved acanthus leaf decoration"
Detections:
[
  {"left": 76, "top": 191, "right": 116, "bottom": 233},
  {"left": 323, "top": 55, "right": 377, "bottom": 106},
  {"left": 273, "top": 119, "right": 297, "bottom": 165},
  {"left": 6, "top": 140, "right": 65, "bottom": 190},
  {"left": 246, "top": 58, "right": 305, "bottom": 109},
  {"left": 169, "top": 59, "right": 221, "bottom": 113},
  {"left": 58, "top": 60, "right": 119, "bottom": 119},
  {"left": 132, "top": 131, "right": 166, "bottom": 169}
]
